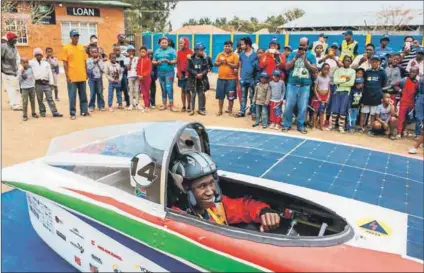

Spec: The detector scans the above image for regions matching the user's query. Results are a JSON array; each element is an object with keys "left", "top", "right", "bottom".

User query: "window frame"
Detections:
[
  {"left": 60, "top": 21, "right": 98, "bottom": 45},
  {"left": 5, "top": 18, "right": 28, "bottom": 45}
]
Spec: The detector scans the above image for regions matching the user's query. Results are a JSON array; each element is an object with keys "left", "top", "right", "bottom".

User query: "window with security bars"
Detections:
[
  {"left": 61, "top": 22, "right": 97, "bottom": 45},
  {"left": 5, "top": 19, "right": 28, "bottom": 45}
]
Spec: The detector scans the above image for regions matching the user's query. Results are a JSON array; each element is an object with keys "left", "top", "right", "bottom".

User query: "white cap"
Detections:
[{"left": 1, "top": 36, "right": 7, "bottom": 41}]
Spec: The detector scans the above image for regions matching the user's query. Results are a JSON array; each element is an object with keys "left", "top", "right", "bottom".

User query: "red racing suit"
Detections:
[{"left": 172, "top": 195, "right": 270, "bottom": 225}]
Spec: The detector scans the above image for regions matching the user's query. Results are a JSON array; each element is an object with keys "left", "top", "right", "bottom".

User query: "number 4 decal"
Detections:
[
  {"left": 130, "top": 154, "right": 158, "bottom": 187},
  {"left": 137, "top": 162, "right": 157, "bottom": 183}
]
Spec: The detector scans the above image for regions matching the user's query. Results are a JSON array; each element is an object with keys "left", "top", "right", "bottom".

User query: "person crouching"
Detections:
[{"left": 253, "top": 72, "right": 271, "bottom": 128}]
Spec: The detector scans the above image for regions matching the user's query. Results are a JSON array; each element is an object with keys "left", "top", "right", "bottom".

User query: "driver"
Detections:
[{"left": 169, "top": 151, "right": 281, "bottom": 232}]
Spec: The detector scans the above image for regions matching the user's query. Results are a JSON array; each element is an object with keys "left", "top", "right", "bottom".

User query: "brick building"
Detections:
[{"left": 1, "top": 0, "right": 131, "bottom": 58}]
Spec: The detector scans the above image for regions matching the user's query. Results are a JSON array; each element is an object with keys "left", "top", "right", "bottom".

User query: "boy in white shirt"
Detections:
[{"left": 29, "top": 48, "right": 63, "bottom": 118}]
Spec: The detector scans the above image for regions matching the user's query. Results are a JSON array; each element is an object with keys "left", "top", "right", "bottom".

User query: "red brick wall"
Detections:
[{"left": 2, "top": 4, "right": 125, "bottom": 59}]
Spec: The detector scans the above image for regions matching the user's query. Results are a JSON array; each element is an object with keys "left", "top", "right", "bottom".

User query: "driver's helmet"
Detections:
[{"left": 170, "top": 151, "right": 217, "bottom": 193}]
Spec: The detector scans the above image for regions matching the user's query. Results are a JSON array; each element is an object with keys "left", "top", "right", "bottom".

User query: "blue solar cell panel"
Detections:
[{"left": 209, "top": 129, "right": 423, "bottom": 262}]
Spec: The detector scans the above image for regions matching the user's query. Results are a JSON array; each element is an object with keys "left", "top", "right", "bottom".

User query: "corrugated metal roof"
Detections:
[
  {"left": 45, "top": 0, "right": 131, "bottom": 8},
  {"left": 280, "top": 10, "right": 423, "bottom": 29},
  {"left": 170, "top": 25, "right": 247, "bottom": 34}
]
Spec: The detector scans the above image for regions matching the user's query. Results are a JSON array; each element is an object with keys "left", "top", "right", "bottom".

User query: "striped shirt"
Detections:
[{"left": 401, "top": 48, "right": 417, "bottom": 71}]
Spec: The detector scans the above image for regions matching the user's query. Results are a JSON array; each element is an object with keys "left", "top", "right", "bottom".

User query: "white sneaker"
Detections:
[
  {"left": 269, "top": 124, "right": 275, "bottom": 129},
  {"left": 88, "top": 107, "right": 94, "bottom": 112},
  {"left": 409, "top": 147, "right": 418, "bottom": 154},
  {"left": 126, "top": 106, "right": 133, "bottom": 111},
  {"left": 274, "top": 124, "right": 281, "bottom": 130},
  {"left": 137, "top": 105, "right": 145, "bottom": 111},
  {"left": 151, "top": 105, "right": 156, "bottom": 109},
  {"left": 109, "top": 107, "right": 114, "bottom": 112}
]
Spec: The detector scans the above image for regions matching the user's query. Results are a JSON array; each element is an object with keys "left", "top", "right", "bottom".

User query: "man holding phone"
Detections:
[
  {"left": 400, "top": 36, "right": 417, "bottom": 77},
  {"left": 282, "top": 37, "right": 317, "bottom": 134}
]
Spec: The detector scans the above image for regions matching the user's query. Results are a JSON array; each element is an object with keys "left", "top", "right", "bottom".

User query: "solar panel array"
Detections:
[{"left": 208, "top": 129, "right": 423, "bottom": 261}]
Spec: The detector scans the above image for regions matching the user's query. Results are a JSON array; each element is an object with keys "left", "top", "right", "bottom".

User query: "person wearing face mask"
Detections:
[
  {"left": 1, "top": 32, "right": 22, "bottom": 110},
  {"left": 169, "top": 151, "right": 282, "bottom": 233}
]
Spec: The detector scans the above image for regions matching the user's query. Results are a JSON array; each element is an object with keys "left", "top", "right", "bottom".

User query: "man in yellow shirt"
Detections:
[
  {"left": 61, "top": 29, "right": 89, "bottom": 120},
  {"left": 214, "top": 40, "right": 239, "bottom": 116}
]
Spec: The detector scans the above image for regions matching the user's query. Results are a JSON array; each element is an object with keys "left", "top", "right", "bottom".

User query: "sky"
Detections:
[{"left": 169, "top": 1, "right": 423, "bottom": 29}]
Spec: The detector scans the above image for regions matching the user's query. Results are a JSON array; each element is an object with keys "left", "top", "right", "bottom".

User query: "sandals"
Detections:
[
  {"left": 198, "top": 110, "right": 206, "bottom": 116},
  {"left": 159, "top": 105, "right": 167, "bottom": 111},
  {"left": 235, "top": 113, "right": 245, "bottom": 118},
  {"left": 189, "top": 111, "right": 195, "bottom": 116},
  {"left": 216, "top": 112, "right": 223, "bottom": 116},
  {"left": 181, "top": 107, "right": 186, "bottom": 112}
]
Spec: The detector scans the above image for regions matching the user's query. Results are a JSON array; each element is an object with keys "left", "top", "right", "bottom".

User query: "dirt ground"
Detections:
[{"left": 2, "top": 73, "right": 422, "bottom": 193}]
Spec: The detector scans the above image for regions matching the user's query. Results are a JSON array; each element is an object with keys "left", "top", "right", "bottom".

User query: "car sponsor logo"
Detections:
[
  {"left": 98, "top": 245, "right": 122, "bottom": 261},
  {"left": 91, "top": 254, "right": 103, "bottom": 265},
  {"left": 69, "top": 228, "right": 84, "bottom": 239},
  {"left": 56, "top": 230, "right": 66, "bottom": 241},
  {"left": 28, "top": 195, "right": 54, "bottom": 233},
  {"left": 357, "top": 218, "right": 392, "bottom": 237},
  {"left": 89, "top": 263, "right": 99, "bottom": 273},
  {"left": 55, "top": 216, "right": 63, "bottom": 224},
  {"left": 74, "top": 256, "right": 81, "bottom": 266},
  {"left": 70, "top": 241, "right": 84, "bottom": 254}
]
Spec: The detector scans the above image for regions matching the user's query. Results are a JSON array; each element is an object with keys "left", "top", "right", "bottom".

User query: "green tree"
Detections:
[
  {"left": 182, "top": 18, "right": 199, "bottom": 26},
  {"left": 123, "top": 0, "right": 178, "bottom": 33}
]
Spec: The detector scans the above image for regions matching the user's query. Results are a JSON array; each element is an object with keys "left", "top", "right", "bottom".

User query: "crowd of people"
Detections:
[{"left": 1, "top": 29, "right": 423, "bottom": 154}]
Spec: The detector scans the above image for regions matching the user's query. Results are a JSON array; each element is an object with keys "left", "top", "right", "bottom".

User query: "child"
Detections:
[
  {"left": 125, "top": 45, "right": 139, "bottom": 110},
  {"left": 383, "top": 53, "right": 402, "bottom": 107},
  {"left": 347, "top": 77, "right": 364, "bottom": 133},
  {"left": 86, "top": 47, "right": 105, "bottom": 111},
  {"left": 311, "top": 64, "right": 331, "bottom": 130},
  {"left": 18, "top": 57, "right": 38, "bottom": 121},
  {"left": 395, "top": 66, "right": 419, "bottom": 139},
  {"left": 252, "top": 72, "right": 271, "bottom": 128},
  {"left": 105, "top": 53, "right": 123, "bottom": 111},
  {"left": 269, "top": 69, "right": 286, "bottom": 130},
  {"left": 147, "top": 50, "right": 157, "bottom": 109},
  {"left": 136, "top": 46, "right": 153, "bottom": 112},
  {"left": 314, "top": 44, "right": 325, "bottom": 69},
  {"left": 369, "top": 93, "right": 398, "bottom": 138},
  {"left": 360, "top": 55, "right": 387, "bottom": 132},
  {"left": 45, "top": 47, "right": 60, "bottom": 101},
  {"left": 355, "top": 68, "right": 365, "bottom": 79},
  {"left": 330, "top": 56, "right": 356, "bottom": 133},
  {"left": 177, "top": 37, "right": 193, "bottom": 112}
]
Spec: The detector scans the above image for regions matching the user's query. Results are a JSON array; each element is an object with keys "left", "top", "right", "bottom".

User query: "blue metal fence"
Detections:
[{"left": 141, "top": 33, "right": 423, "bottom": 72}]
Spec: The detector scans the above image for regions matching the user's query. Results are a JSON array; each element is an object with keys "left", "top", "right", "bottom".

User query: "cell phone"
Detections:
[{"left": 405, "top": 42, "right": 411, "bottom": 51}]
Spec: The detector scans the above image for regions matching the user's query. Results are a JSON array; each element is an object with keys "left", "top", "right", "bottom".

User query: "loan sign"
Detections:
[{"left": 66, "top": 7, "right": 100, "bottom": 17}]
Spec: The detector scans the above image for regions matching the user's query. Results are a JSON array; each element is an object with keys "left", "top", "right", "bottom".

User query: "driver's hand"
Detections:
[{"left": 259, "top": 212, "right": 280, "bottom": 232}]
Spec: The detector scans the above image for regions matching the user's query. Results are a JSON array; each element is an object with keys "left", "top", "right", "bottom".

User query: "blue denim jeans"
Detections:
[
  {"left": 120, "top": 74, "right": 129, "bottom": 107},
  {"left": 255, "top": 104, "right": 269, "bottom": 127},
  {"left": 347, "top": 108, "right": 359, "bottom": 130},
  {"left": 239, "top": 80, "right": 255, "bottom": 115},
  {"left": 158, "top": 70, "right": 174, "bottom": 102},
  {"left": 67, "top": 81, "right": 88, "bottom": 116},
  {"left": 108, "top": 82, "right": 122, "bottom": 107},
  {"left": 282, "top": 84, "right": 310, "bottom": 130},
  {"left": 415, "top": 93, "right": 424, "bottom": 135},
  {"left": 88, "top": 79, "right": 105, "bottom": 109}
]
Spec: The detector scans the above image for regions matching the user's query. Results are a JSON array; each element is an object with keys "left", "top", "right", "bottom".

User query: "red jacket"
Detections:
[
  {"left": 399, "top": 77, "right": 418, "bottom": 106},
  {"left": 259, "top": 51, "right": 286, "bottom": 81},
  {"left": 136, "top": 55, "right": 152, "bottom": 78},
  {"left": 172, "top": 195, "right": 269, "bottom": 224},
  {"left": 176, "top": 37, "right": 193, "bottom": 79}
]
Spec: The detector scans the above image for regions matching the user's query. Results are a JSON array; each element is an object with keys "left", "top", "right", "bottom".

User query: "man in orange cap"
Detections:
[{"left": 1, "top": 32, "right": 22, "bottom": 110}]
